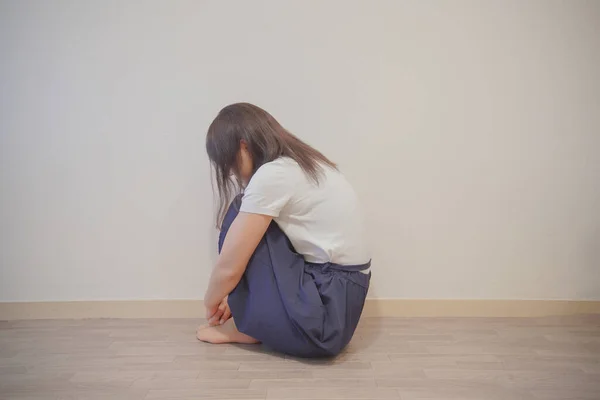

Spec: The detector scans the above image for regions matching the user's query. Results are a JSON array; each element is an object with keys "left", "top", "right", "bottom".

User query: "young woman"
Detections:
[{"left": 197, "top": 103, "right": 371, "bottom": 357}]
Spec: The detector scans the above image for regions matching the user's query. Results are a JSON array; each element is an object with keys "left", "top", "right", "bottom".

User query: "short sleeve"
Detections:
[{"left": 240, "top": 160, "right": 296, "bottom": 217}]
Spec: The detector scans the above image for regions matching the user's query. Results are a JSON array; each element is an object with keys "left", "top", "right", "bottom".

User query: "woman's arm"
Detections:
[{"left": 204, "top": 212, "right": 272, "bottom": 318}]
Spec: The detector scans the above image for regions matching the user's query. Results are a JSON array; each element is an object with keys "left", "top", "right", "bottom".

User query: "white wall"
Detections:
[{"left": 1, "top": 0, "right": 599, "bottom": 302}]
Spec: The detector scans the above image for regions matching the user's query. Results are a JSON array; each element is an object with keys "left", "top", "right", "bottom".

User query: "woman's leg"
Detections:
[
  {"left": 198, "top": 197, "right": 358, "bottom": 357},
  {"left": 198, "top": 197, "right": 310, "bottom": 353},
  {"left": 197, "top": 196, "right": 259, "bottom": 345}
]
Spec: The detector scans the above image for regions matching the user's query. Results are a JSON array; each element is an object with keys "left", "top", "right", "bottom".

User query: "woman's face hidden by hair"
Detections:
[
  {"left": 235, "top": 140, "right": 254, "bottom": 187},
  {"left": 206, "top": 102, "right": 336, "bottom": 227}
]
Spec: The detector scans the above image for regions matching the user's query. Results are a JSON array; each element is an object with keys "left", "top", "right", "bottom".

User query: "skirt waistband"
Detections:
[{"left": 306, "top": 260, "right": 371, "bottom": 273}]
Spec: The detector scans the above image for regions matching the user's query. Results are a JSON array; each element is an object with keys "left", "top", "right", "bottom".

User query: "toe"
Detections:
[{"left": 196, "top": 327, "right": 212, "bottom": 342}]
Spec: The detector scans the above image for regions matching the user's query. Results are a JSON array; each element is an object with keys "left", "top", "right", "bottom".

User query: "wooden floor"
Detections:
[{"left": 1, "top": 316, "right": 599, "bottom": 400}]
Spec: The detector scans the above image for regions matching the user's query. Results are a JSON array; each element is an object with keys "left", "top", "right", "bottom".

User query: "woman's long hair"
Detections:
[{"left": 206, "top": 103, "right": 336, "bottom": 227}]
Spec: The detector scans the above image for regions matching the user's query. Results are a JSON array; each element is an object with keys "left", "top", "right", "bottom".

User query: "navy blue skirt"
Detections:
[{"left": 219, "top": 198, "right": 370, "bottom": 358}]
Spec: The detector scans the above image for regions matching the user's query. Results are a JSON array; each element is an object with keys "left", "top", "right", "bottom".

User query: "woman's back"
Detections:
[{"left": 240, "top": 157, "right": 370, "bottom": 266}]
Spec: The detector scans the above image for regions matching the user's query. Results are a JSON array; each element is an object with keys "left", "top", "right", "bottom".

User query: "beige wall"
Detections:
[{"left": 1, "top": 0, "right": 599, "bottom": 302}]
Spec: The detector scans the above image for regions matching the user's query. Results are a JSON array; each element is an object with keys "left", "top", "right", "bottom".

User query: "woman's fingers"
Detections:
[
  {"left": 205, "top": 305, "right": 218, "bottom": 321},
  {"left": 208, "top": 301, "right": 227, "bottom": 325},
  {"left": 208, "top": 310, "right": 223, "bottom": 326},
  {"left": 207, "top": 297, "right": 232, "bottom": 326},
  {"left": 220, "top": 307, "right": 231, "bottom": 324}
]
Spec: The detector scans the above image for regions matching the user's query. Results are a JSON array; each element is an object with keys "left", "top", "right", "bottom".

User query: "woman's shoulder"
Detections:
[
  {"left": 250, "top": 157, "right": 303, "bottom": 188},
  {"left": 253, "top": 157, "right": 342, "bottom": 189},
  {"left": 260, "top": 156, "right": 299, "bottom": 169},
  {"left": 255, "top": 157, "right": 303, "bottom": 177}
]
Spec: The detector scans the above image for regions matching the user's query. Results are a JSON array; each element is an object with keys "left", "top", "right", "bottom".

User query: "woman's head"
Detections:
[{"left": 206, "top": 102, "right": 336, "bottom": 226}]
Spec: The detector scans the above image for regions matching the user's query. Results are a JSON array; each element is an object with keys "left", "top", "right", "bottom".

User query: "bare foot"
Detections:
[{"left": 196, "top": 318, "right": 260, "bottom": 345}]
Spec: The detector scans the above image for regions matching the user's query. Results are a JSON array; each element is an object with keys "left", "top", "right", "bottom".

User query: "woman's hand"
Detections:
[{"left": 206, "top": 296, "right": 231, "bottom": 326}]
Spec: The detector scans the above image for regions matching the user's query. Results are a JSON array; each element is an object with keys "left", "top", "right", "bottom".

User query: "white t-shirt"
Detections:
[{"left": 240, "top": 157, "right": 370, "bottom": 269}]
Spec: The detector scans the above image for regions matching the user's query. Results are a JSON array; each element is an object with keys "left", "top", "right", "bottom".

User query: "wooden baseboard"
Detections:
[{"left": 1, "top": 299, "right": 599, "bottom": 320}]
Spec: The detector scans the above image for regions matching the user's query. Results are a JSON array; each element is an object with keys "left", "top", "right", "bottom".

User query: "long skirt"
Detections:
[{"left": 220, "top": 198, "right": 371, "bottom": 357}]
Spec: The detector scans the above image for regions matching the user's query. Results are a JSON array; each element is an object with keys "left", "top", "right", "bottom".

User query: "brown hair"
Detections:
[{"left": 206, "top": 103, "right": 336, "bottom": 227}]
